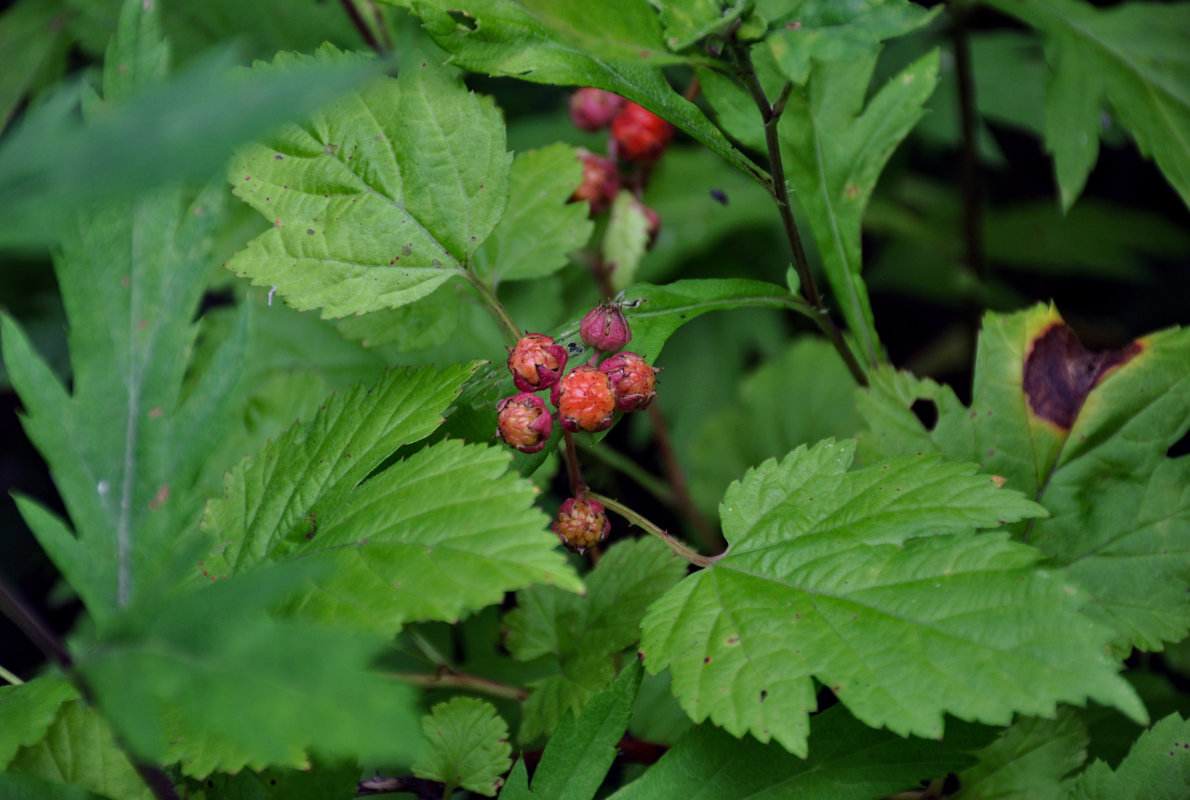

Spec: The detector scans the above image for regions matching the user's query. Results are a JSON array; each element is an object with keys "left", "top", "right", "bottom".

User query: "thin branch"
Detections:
[
  {"left": 358, "top": 775, "right": 442, "bottom": 799},
  {"left": 646, "top": 403, "right": 724, "bottom": 552},
  {"left": 562, "top": 429, "right": 586, "bottom": 497},
  {"left": 575, "top": 438, "right": 675, "bottom": 505},
  {"left": 386, "top": 670, "right": 528, "bottom": 702},
  {"left": 338, "top": 0, "right": 384, "bottom": 54},
  {"left": 456, "top": 269, "right": 523, "bottom": 346},
  {"left": 0, "top": 663, "right": 24, "bottom": 685},
  {"left": 588, "top": 492, "right": 720, "bottom": 568},
  {"left": 951, "top": 2, "right": 985, "bottom": 281}
]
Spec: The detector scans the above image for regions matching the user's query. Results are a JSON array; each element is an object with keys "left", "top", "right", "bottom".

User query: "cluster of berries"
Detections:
[
  {"left": 494, "top": 303, "right": 660, "bottom": 552},
  {"left": 567, "top": 87, "right": 671, "bottom": 237}
]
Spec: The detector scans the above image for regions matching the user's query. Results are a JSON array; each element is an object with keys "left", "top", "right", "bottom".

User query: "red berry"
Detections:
[
  {"left": 507, "top": 333, "right": 568, "bottom": 393},
  {"left": 570, "top": 150, "right": 620, "bottom": 216},
  {"left": 579, "top": 302, "right": 632, "bottom": 352},
  {"left": 599, "top": 352, "right": 659, "bottom": 411},
  {"left": 610, "top": 102, "right": 674, "bottom": 162},
  {"left": 553, "top": 497, "right": 611, "bottom": 553},
  {"left": 495, "top": 393, "right": 554, "bottom": 454},
  {"left": 568, "top": 88, "right": 626, "bottom": 132},
  {"left": 551, "top": 365, "right": 616, "bottom": 433}
]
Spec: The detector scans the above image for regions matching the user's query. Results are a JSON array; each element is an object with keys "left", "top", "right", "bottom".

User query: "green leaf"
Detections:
[
  {"left": 986, "top": 0, "right": 1190, "bottom": 211},
  {"left": 641, "top": 438, "right": 1142, "bottom": 756},
  {"left": 78, "top": 567, "right": 423, "bottom": 777},
  {"left": 506, "top": 537, "right": 686, "bottom": 741},
  {"left": 506, "top": 661, "right": 643, "bottom": 800},
  {"left": 605, "top": 191, "right": 652, "bottom": 293},
  {"left": 652, "top": 0, "right": 748, "bottom": 51},
  {"left": 0, "top": 773, "right": 109, "bottom": 800},
  {"left": 199, "top": 763, "right": 360, "bottom": 800},
  {"left": 0, "top": 0, "right": 70, "bottom": 132},
  {"left": 227, "top": 47, "right": 511, "bottom": 318},
  {"left": 6, "top": 700, "right": 154, "bottom": 800},
  {"left": 607, "top": 703, "right": 989, "bottom": 800},
  {"left": 778, "top": 50, "right": 940, "bottom": 364},
  {"left": 405, "top": 0, "right": 768, "bottom": 185},
  {"left": 335, "top": 283, "right": 463, "bottom": 350},
  {"left": 761, "top": 0, "right": 939, "bottom": 85},
  {"left": 1069, "top": 714, "right": 1190, "bottom": 800},
  {"left": 472, "top": 143, "right": 593, "bottom": 286},
  {"left": 412, "top": 697, "right": 512, "bottom": 796},
  {"left": 856, "top": 305, "right": 1190, "bottom": 652},
  {"left": 689, "top": 338, "right": 864, "bottom": 519},
  {"left": 959, "top": 710, "right": 1089, "bottom": 800},
  {"left": 0, "top": 676, "right": 78, "bottom": 768}
]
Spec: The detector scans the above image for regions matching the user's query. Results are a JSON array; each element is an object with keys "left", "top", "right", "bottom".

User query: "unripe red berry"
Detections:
[
  {"left": 599, "top": 351, "right": 659, "bottom": 411},
  {"left": 610, "top": 102, "right": 674, "bottom": 162},
  {"left": 553, "top": 497, "right": 611, "bottom": 553},
  {"left": 495, "top": 393, "right": 554, "bottom": 454},
  {"left": 570, "top": 150, "right": 620, "bottom": 216},
  {"left": 579, "top": 302, "right": 632, "bottom": 352},
  {"left": 551, "top": 365, "right": 616, "bottom": 433},
  {"left": 568, "top": 88, "right": 626, "bottom": 132},
  {"left": 507, "top": 333, "right": 568, "bottom": 393}
]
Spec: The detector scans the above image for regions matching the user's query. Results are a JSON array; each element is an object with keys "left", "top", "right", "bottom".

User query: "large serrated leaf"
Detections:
[
  {"left": 959, "top": 710, "right": 1089, "bottom": 800},
  {"left": 856, "top": 305, "right": 1190, "bottom": 652},
  {"left": 0, "top": 676, "right": 78, "bottom": 768},
  {"left": 1069, "top": 713, "right": 1190, "bottom": 800},
  {"left": 641, "top": 438, "right": 1143, "bottom": 756},
  {"left": 986, "top": 0, "right": 1190, "bottom": 211},
  {"left": 412, "top": 697, "right": 511, "bottom": 796},
  {"left": 227, "top": 47, "right": 511, "bottom": 318}
]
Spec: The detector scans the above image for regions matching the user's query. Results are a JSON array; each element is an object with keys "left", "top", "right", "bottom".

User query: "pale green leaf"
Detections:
[
  {"left": 6, "top": 700, "right": 154, "bottom": 800},
  {"left": 959, "top": 710, "right": 1088, "bottom": 800},
  {"left": 412, "top": 697, "right": 511, "bottom": 796},
  {"left": 79, "top": 568, "right": 423, "bottom": 777},
  {"left": 608, "top": 704, "right": 988, "bottom": 800},
  {"left": 986, "top": 0, "right": 1190, "bottom": 210},
  {"left": 335, "top": 283, "right": 463, "bottom": 350},
  {"left": 605, "top": 191, "right": 651, "bottom": 293},
  {"left": 227, "top": 47, "right": 511, "bottom": 318},
  {"left": 1069, "top": 714, "right": 1190, "bottom": 800},
  {"left": 472, "top": 143, "right": 593, "bottom": 285},
  {"left": 641, "top": 439, "right": 1142, "bottom": 756},
  {"left": 856, "top": 305, "right": 1190, "bottom": 652},
  {"left": 778, "top": 50, "right": 940, "bottom": 364},
  {"left": 0, "top": 676, "right": 78, "bottom": 768},
  {"left": 651, "top": 0, "right": 747, "bottom": 51}
]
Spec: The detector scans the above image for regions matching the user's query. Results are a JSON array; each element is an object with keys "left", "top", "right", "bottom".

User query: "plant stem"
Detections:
[
  {"left": 562, "top": 429, "right": 586, "bottom": 496},
  {"left": 587, "top": 492, "right": 720, "bottom": 568},
  {"left": 386, "top": 670, "right": 529, "bottom": 702},
  {"left": 0, "top": 663, "right": 24, "bottom": 685},
  {"left": 338, "top": 0, "right": 384, "bottom": 53},
  {"left": 0, "top": 575, "right": 181, "bottom": 800},
  {"left": 951, "top": 1, "right": 985, "bottom": 282},
  {"left": 646, "top": 404, "right": 724, "bottom": 552},
  {"left": 576, "top": 438, "right": 675, "bottom": 505},
  {"left": 734, "top": 47, "right": 870, "bottom": 386},
  {"left": 457, "top": 269, "right": 523, "bottom": 345}
]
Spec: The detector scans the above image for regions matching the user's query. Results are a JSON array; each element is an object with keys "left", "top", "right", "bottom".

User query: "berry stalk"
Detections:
[{"left": 587, "top": 492, "right": 720, "bottom": 568}]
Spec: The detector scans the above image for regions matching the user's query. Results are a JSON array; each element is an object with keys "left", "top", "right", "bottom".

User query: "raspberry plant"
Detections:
[{"left": 1, "top": 0, "right": 1189, "bottom": 798}]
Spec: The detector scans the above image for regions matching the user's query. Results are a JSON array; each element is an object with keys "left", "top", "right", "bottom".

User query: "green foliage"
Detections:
[
  {"left": 412, "top": 697, "right": 511, "bottom": 796},
  {"left": 0, "top": 677, "right": 78, "bottom": 767},
  {"left": 1069, "top": 714, "right": 1190, "bottom": 800},
  {"left": 959, "top": 710, "right": 1089, "bottom": 800}
]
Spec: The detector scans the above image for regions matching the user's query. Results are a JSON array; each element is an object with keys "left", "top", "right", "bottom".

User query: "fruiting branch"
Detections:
[{"left": 588, "top": 492, "right": 720, "bottom": 568}]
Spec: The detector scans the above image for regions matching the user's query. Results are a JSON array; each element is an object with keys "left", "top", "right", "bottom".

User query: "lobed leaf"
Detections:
[
  {"left": 641, "top": 439, "right": 1142, "bottom": 756},
  {"left": 959, "top": 710, "right": 1089, "bottom": 800},
  {"left": 0, "top": 676, "right": 78, "bottom": 768},
  {"left": 412, "top": 697, "right": 511, "bottom": 796},
  {"left": 227, "top": 47, "right": 511, "bottom": 318},
  {"left": 1069, "top": 713, "right": 1190, "bottom": 800}
]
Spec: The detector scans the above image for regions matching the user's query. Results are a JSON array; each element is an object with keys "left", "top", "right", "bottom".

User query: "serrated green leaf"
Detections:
[
  {"left": 412, "top": 697, "right": 511, "bottom": 796},
  {"left": 778, "top": 50, "right": 940, "bottom": 364},
  {"left": 335, "top": 282, "right": 463, "bottom": 350},
  {"left": 856, "top": 305, "right": 1190, "bottom": 652},
  {"left": 472, "top": 143, "right": 593, "bottom": 286},
  {"left": 762, "top": 0, "right": 939, "bottom": 85},
  {"left": 0, "top": 772, "right": 109, "bottom": 800},
  {"left": 641, "top": 438, "right": 1143, "bottom": 756},
  {"left": 6, "top": 700, "right": 154, "bottom": 800},
  {"left": 0, "top": 676, "right": 78, "bottom": 768},
  {"left": 608, "top": 703, "right": 989, "bottom": 800},
  {"left": 1069, "top": 714, "right": 1190, "bottom": 800},
  {"left": 986, "top": 0, "right": 1190, "bottom": 210},
  {"left": 78, "top": 567, "right": 422, "bottom": 778},
  {"left": 959, "top": 710, "right": 1088, "bottom": 800},
  {"left": 405, "top": 0, "right": 768, "bottom": 186},
  {"left": 227, "top": 47, "right": 510, "bottom": 318},
  {"left": 652, "top": 0, "right": 747, "bottom": 51},
  {"left": 0, "top": 0, "right": 71, "bottom": 132},
  {"left": 519, "top": 656, "right": 617, "bottom": 745},
  {"left": 605, "top": 191, "right": 651, "bottom": 293}
]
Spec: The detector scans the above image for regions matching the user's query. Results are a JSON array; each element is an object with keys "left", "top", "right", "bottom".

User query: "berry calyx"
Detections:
[
  {"left": 553, "top": 497, "right": 611, "bottom": 553},
  {"left": 579, "top": 302, "right": 632, "bottom": 352},
  {"left": 507, "top": 333, "right": 568, "bottom": 392},
  {"left": 599, "top": 352, "right": 659, "bottom": 411},
  {"left": 495, "top": 393, "right": 554, "bottom": 454},
  {"left": 610, "top": 102, "right": 674, "bottom": 162},
  {"left": 551, "top": 365, "right": 616, "bottom": 433},
  {"left": 570, "top": 150, "right": 620, "bottom": 216},
  {"left": 568, "top": 88, "right": 625, "bottom": 132}
]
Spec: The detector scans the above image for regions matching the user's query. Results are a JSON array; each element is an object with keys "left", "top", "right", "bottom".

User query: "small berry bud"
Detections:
[
  {"left": 570, "top": 150, "right": 620, "bottom": 216},
  {"left": 610, "top": 102, "right": 674, "bottom": 162},
  {"left": 495, "top": 393, "right": 554, "bottom": 454},
  {"left": 553, "top": 497, "right": 611, "bottom": 553},
  {"left": 568, "top": 88, "right": 626, "bottom": 132},
  {"left": 599, "top": 351, "right": 659, "bottom": 411},
  {"left": 507, "top": 333, "right": 569, "bottom": 392},
  {"left": 551, "top": 365, "right": 616, "bottom": 433},
  {"left": 579, "top": 302, "right": 632, "bottom": 352}
]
